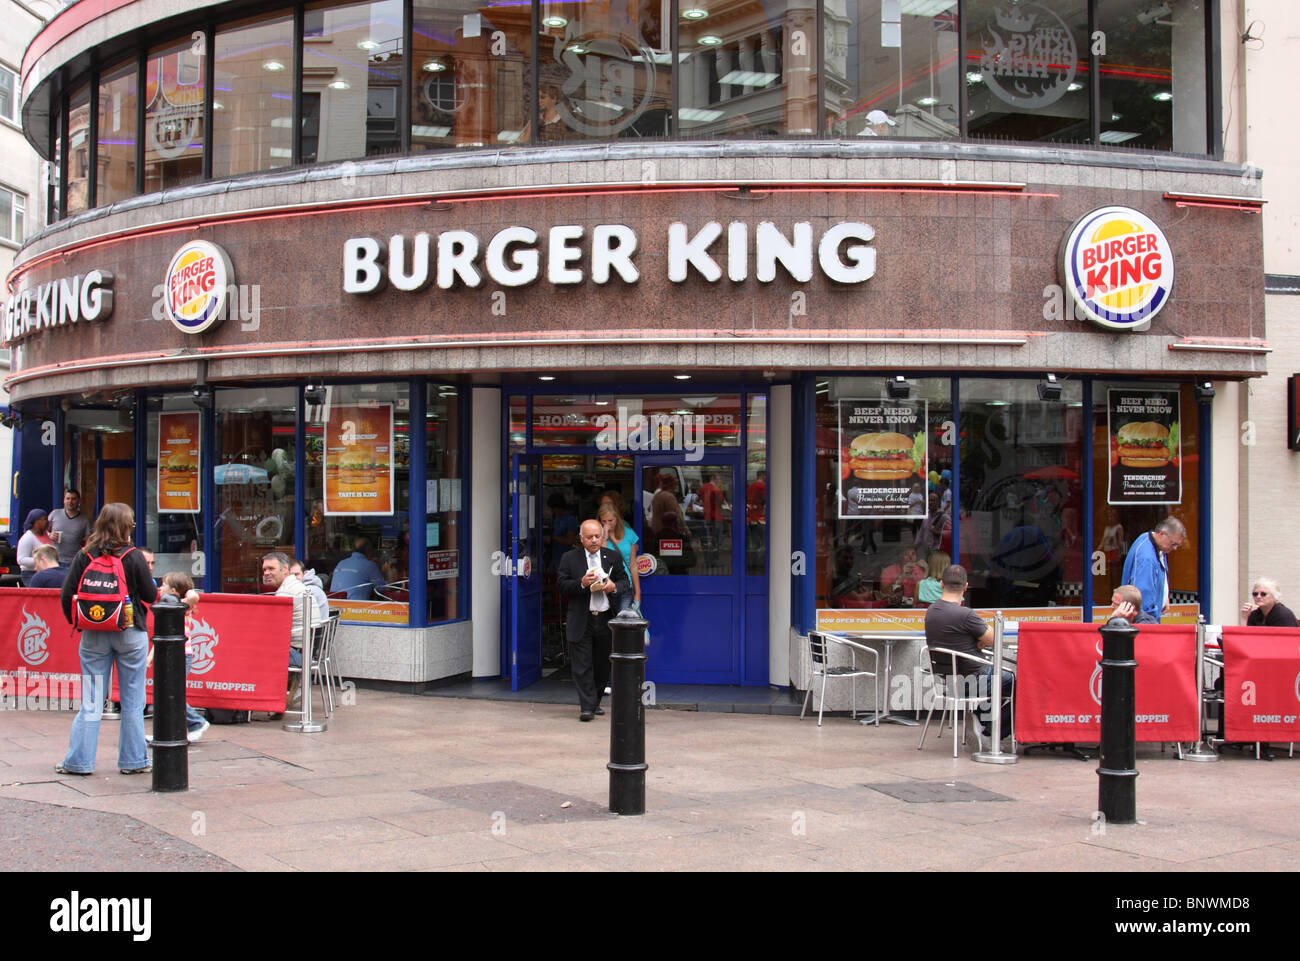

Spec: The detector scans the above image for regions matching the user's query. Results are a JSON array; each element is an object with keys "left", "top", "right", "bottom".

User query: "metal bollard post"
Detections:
[
  {"left": 283, "top": 597, "right": 325, "bottom": 733},
  {"left": 973, "top": 611, "right": 1016, "bottom": 765},
  {"left": 607, "top": 609, "right": 648, "bottom": 816},
  {"left": 1182, "top": 616, "right": 1219, "bottom": 761},
  {"left": 1096, "top": 615, "right": 1139, "bottom": 824},
  {"left": 151, "top": 594, "right": 189, "bottom": 792}
]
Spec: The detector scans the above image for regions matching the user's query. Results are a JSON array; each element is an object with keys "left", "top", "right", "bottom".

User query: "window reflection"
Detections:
[
  {"left": 66, "top": 86, "right": 90, "bottom": 214},
  {"left": 214, "top": 13, "right": 295, "bottom": 177},
  {"left": 97, "top": 63, "right": 138, "bottom": 205},
  {"left": 826, "top": 0, "right": 960, "bottom": 138},
  {"left": 303, "top": 0, "right": 404, "bottom": 162},
  {"left": 144, "top": 40, "right": 206, "bottom": 191}
]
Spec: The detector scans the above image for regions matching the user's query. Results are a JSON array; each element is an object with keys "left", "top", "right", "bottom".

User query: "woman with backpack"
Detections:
[{"left": 55, "top": 502, "right": 158, "bottom": 776}]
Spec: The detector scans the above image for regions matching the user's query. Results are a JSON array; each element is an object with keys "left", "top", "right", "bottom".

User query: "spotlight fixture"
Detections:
[
  {"left": 115, "top": 394, "right": 135, "bottom": 414},
  {"left": 1037, "top": 373, "right": 1062, "bottom": 402},
  {"left": 0, "top": 412, "right": 19, "bottom": 429},
  {"left": 304, "top": 384, "right": 327, "bottom": 405},
  {"left": 887, "top": 376, "right": 912, "bottom": 400},
  {"left": 191, "top": 385, "right": 215, "bottom": 409},
  {"left": 1193, "top": 380, "right": 1216, "bottom": 401}
]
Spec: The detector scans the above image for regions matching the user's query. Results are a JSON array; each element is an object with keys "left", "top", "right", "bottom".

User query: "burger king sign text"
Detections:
[
  {"left": 163, "top": 240, "right": 233, "bottom": 334},
  {"left": 1060, "top": 206, "right": 1173, "bottom": 332}
]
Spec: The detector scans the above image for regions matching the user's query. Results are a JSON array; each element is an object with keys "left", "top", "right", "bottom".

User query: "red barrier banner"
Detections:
[
  {"left": 1015, "top": 622, "right": 1199, "bottom": 743},
  {"left": 1221, "top": 627, "right": 1300, "bottom": 743},
  {"left": 0, "top": 589, "right": 292, "bottom": 713}
]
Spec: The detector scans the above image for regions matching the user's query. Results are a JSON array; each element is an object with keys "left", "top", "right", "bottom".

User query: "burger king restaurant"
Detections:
[{"left": 2, "top": 0, "right": 1270, "bottom": 699}]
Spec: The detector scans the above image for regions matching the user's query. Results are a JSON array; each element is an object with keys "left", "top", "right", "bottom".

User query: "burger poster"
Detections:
[
  {"left": 157, "top": 412, "right": 201, "bottom": 513},
  {"left": 324, "top": 403, "right": 394, "bottom": 516},
  {"left": 837, "top": 399, "right": 927, "bottom": 519},
  {"left": 1107, "top": 388, "right": 1181, "bottom": 505}
]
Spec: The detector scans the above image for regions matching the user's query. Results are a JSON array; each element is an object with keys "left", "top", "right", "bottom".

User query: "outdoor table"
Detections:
[{"left": 841, "top": 630, "right": 926, "bottom": 726}]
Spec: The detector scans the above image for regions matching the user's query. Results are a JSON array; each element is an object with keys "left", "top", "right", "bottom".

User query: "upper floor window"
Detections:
[
  {"left": 0, "top": 64, "right": 17, "bottom": 123},
  {"left": 0, "top": 186, "right": 25, "bottom": 244}
]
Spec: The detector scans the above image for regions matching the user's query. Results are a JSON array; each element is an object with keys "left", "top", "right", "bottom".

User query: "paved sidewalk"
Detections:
[{"left": 2, "top": 692, "right": 1297, "bottom": 871}]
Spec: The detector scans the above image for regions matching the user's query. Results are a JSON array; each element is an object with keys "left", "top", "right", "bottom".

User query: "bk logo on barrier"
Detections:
[
  {"left": 16, "top": 606, "right": 51, "bottom": 667},
  {"left": 188, "top": 616, "right": 219, "bottom": 675},
  {"left": 163, "top": 240, "right": 233, "bottom": 335},
  {"left": 1060, "top": 206, "right": 1173, "bottom": 332}
]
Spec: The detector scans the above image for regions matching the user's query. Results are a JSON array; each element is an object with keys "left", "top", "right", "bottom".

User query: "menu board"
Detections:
[
  {"left": 157, "top": 412, "right": 201, "bottom": 514},
  {"left": 837, "top": 399, "right": 927, "bottom": 519},
  {"left": 1107, "top": 388, "right": 1181, "bottom": 505},
  {"left": 324, "top": 403, "right": 394, "bottom": 516}
]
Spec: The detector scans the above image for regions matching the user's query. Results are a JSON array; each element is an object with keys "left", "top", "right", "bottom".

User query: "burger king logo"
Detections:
[
  {"left": 16, "top": 606, "right": 51, "bottom": 667},
  {"left": 1060, "top": 206, "right": 1173, "bottom": 332},
  {"left": 163, "top": 241, "right": 233, "bottom": 334}
]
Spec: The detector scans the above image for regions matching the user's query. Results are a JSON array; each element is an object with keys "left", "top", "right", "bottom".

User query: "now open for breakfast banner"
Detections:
[
  {"left": 0, "top": 590, "right": 293, "bottom": 712},
  {"left": 1220, "top": 627, "right": 1300, "bottom": 743},
  {"left": 1015, "top": 622, "right": 1198, "bottom": 743},
  {"left": 324, "top": 403, "right": 394, "bottom": 516}
]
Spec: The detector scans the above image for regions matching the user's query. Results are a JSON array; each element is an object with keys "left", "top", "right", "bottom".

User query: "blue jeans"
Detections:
[
  {"left": 62, "top": 628, "right": 150, "bottom": 772},
  {"left": 184, "top": 653, "right": 206, "bottom": 732}
]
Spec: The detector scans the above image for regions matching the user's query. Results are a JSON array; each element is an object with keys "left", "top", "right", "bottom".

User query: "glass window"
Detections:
[
  {"left": 966, "top": 0, "right": 1090, "bottom": 143},
  {"left": 303, "top": 0, "right": 404, "bottom": 162},
  {"left": 97, "top": 62, "right": 139, "bottom": 205},
  {"left": 532, "top": 0, "right": 670, "bottom": 142},
  {"left": 958, "top": 378, "right": 1085, "bottom": 612},
  {"left": 1091, "top": 381, "right": 1198, "bottom": 617},
  {"left": 144, "top": 38, "right": 207, "bottom": 192},
  {"left": 816, "top": 377, "right": 953, "bottom": 613},
  {"left": 214, "top": 13, "right": 295, "bottom": 177},
  {"left": 411, "top": 0, "right": 529, "bottom": 150},
  {"left": 745, "top": 393, "right": 766, "bottom": 576},
  {"left": 215, "top": 388, "right": 297, "bottom": 594},
  {"left": 426, "top": 383, "right": 462, "bottom": 622},
  {"left": 0, "top": 63, "right": 17, "bottom": 123},
  {"left": 0, "top": 187, "right": 24, "bottom": 244},
  {"left": 146, "top": 395, "right": 205, "bottom": 582},
  {"left": 679, "top": 0, "right": 815, "bottom": 137},
  {"left": 825, "top": 0, "right": 960, "bottom": 138},
  {"left": 305, "top": 382, "right": 411, "bottom": 622},
  {"left": 66, "top": 85, "right": 91, "bottom": 214},
  {"left": 531, "top": 394, "right": 742, "bottom": 448},
  {"left": 643, "top": 463, "right": 733, "bottom": 576},
  {"left": 1097, "top": 0, "right": 1206, "bottom": 153}
]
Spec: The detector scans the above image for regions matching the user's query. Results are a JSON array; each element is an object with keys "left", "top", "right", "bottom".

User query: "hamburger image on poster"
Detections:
[
  {"left": 1116, "top": 421, "right": 1170, "bottom": 468},
  {"left": 848, "top": 432, "right": 916, "bottom": 480}
]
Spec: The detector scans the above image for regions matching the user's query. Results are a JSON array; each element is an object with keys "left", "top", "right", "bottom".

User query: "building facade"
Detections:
[{"left": 2, "top": 0, "right": 1284, "bottom": 697}]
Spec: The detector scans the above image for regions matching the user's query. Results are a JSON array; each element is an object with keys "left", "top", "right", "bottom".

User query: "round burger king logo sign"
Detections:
[
  {"left": 1060, "top": 206, "right": 1173, "bottom": 331},
  {"left": 164, "top": 240, "right": 232, "bottom": 334}
]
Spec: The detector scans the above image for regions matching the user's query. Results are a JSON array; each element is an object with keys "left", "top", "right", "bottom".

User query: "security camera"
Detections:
[
  {"left": 1193, "top": 381, "right": 1215, "bottom": 401},
  {"left": 1037, "top": 373, "right": 1063, "bottom": 402},
  {"left": 887, "top": 376, "right": 912, "bottom": 400},
  {"left": 304, "top": 384, "right": 327, "bottom": 405},
  {"left": 191, "top": 385, "right": 214, "bottom": 409}
]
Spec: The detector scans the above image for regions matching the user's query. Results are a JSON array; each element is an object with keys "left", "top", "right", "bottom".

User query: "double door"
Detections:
[{"left": 507, "top": 453, "right": 747, "bottom": 689}]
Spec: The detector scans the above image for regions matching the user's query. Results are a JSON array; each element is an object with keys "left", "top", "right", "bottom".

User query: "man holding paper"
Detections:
[{"left": 557, "top": 519, "right": 629, "bottom": 722}]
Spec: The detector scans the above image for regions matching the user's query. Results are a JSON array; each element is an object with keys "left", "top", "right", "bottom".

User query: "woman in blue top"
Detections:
[{"left": 598, "top": 502, "right": 640, "bottom": 613}]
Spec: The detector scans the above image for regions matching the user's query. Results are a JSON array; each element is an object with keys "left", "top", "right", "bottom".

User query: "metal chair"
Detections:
[
  {"left": 918, "top": 647, "right": 1013, "bottom": 758},
  {"left": 800, "top": 631, "right": 880, "bottom": 727},
  {"left": 288, "top": 603, "right": 335, "bottom": 718},
  {"left": 321, "top": 609, "right": 343, "bottom": 703}
]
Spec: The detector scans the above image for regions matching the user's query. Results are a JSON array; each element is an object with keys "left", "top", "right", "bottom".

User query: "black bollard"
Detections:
[
  {"left": 151, "top": 594, "right": 189, "bottom": 792},
  {"left": 607, "top": 609, "right": 648, "bottom": 816},
  {"left": 1096, "top": 615, "right": 1139, "bottom": 824}
]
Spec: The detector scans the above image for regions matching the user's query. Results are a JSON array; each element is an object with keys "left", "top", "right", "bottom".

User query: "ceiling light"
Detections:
[
  {"left": 262, "top": 60, "right": 285, "bottom": 71},
  {"left": 916, "top": 96, "right": 939, "bottom": 106},
  {"left": 538, "top": 375, "right": 556, "bottom": 382},
  {"left": 718, "top": 70, "right": 779, "bottom": 87},
  {"left": 1153, "top": 91, "right": 1173, "bottom": 102},
  {"left": 329, "top": 80, "right": 350, "bottom": 90},
  {"left": 357, "top": 39, "right": 380, "bottom": 50},
  {"left": 966, "top": 71, "right": 983, "bottom": 83},
  {"left": 1067, "top": 82, "right": 1083, "bottom": 92},
  {"left": 566, "top": 42, "right": 588, "bottom": 54},
  {"left": 212, "top": 101, "right": 224, "bottom": 111},
  {"left": 422, "top": 59, "right": 446, "bottom": 72},
  {"left": 682, "top": 7, "right": 709, "bottom": 19},
  {"left": 674, "top": 374, "right": 692, "bottom": 381},
  {"left": 698, "top": 35, "right": 723, "bottom": 46},
  {"left": 1099, "top": 130, "right": 1140, "bottom": 144},
  {"left": 542, "top": 15, "right": 568, "bottom": 27}
]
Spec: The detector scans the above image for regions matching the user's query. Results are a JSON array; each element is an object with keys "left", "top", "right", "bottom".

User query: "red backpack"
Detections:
[{"left": 72, "top": 547, "right": 137, "bottom": 632}]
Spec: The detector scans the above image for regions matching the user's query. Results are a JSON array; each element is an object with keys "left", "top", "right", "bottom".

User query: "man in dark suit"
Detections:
[{"left": 557, "top": 519, "right": 629, "bottom": 721}]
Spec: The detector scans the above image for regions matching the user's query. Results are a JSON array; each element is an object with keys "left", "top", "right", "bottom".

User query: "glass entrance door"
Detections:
[
  {"left": 509, "top": 454, "right": 543, "bottom": 690},
  {"left": 638, "top": 457, "right": 743, "bottom": 684}
]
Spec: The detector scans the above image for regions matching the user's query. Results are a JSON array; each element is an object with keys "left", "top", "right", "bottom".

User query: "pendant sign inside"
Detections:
[
  {"left": 163, "top": 240, "right": 233, "bottom": 334},
  {"left": 1060, "top": 206, "right": 1174, "bottom": 332}
]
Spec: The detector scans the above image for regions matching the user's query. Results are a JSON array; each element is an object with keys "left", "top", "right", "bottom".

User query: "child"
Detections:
[{"left": 158, "top": 572, "right": 209, "bottom": 742}]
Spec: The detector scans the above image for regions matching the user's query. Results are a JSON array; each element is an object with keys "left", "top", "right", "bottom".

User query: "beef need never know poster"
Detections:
[
  {"left": 838, "top": 399, "right": 927, "bottom": 519},
  {"left": 1107, "top": 388, "right": 1181, "bottom": 505}
]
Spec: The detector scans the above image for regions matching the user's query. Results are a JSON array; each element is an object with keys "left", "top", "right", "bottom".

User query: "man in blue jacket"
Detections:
[{"left": 1120, "top": 517, "right": 1185, "bottom": 623}]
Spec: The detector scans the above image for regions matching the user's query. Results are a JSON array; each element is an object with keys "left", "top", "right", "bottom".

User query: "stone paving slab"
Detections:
[{"left": 1, "top": 690, "right": 1298, "bottom": 873}]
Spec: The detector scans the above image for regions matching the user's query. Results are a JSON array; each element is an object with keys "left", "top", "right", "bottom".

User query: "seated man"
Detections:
[
  {"left": 28, "top": 544, "right": 68, "bottom": 589},
  {"left": 290, "top": 557, "right": 330, "bottom": 625},
  {"left": 330, "top": 537, "right": 386, "bottom": 600},
  {"left": 1109, "top": 584, "right": 1158, "bottom": 625},
  {"left": 924, "top": 564, "right": 1012, "bottom": 738}
]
